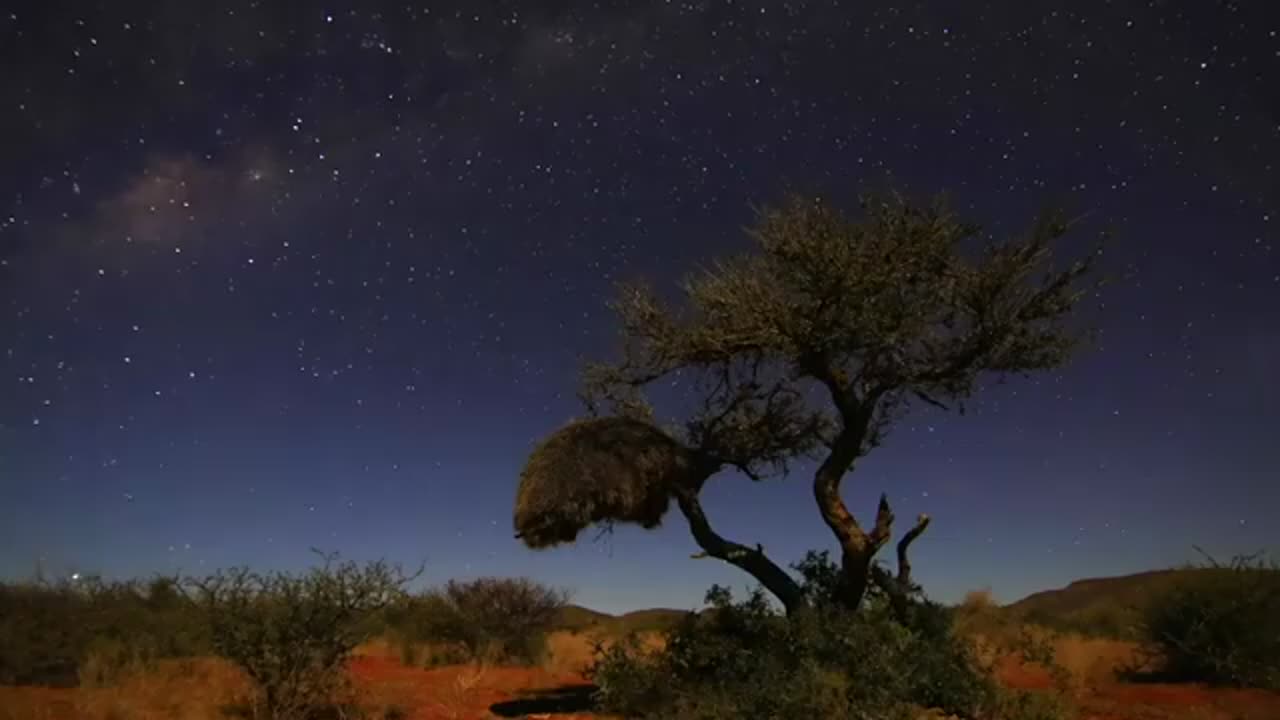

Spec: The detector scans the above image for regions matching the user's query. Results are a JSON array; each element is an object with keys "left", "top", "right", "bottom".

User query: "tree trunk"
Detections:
[
  {"left": 807, "top": 377, "right": 898, "bottom": 611},
  {"left": 876, "top": 513, "right": 931, "bottom": 623},
  {"left": 838, "top": 545, "right": 875, "bottom": 610},
  {"left": 814, "top": 441, "right": 893, "bottom": 611},
  {"left": 673, "top": 488, "right": 807, "bottom": 616}
]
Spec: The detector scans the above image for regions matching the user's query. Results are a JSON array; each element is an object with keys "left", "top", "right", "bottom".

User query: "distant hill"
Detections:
[
  {"left": 554, "top": 604, "right": 690, "bottom": 635},
  {"left": 1002, "top": 568, "right": 1217, "bottom": 637},
  {"left": 556, "top": 568, "right": 1224, "bottom": 640},
  {"left": 616, "top": 608, "right": 693, "bottom": 633},
  {"left": 1007, "top": 570, "right": 1186, "bottom": 615},
  {"left": 554, "top": 604, "right": 615, "bottom": 631}
]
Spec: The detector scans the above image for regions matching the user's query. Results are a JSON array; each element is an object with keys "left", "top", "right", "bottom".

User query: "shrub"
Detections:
[
  {"left": 992, "top": 689, "right": 1076, "bottom": 720},
  {"left": 78, "top": 576, "right": 211, "bottom": 686},
  {"left": 188, "top": 554, "right": 416, "bottom": 719},
  {"left": 952, "top": 587, "right": 1018, "bottom": 642},
  {"left": 1058, "top": 604, "right": 1139, "bottom": 640},
  {"left": 0, "top": 579, "right": 88, "bottom": 685},
  {"left": 390, "top": 577, "right": 567, "bottom": 665},
  {"left": 593, "top": 585, "right": 998, "bottom": 720},
  {"left": 393, "top": 634, "right": 423, "bottom": 668},
  {"left": 1138, "top": 552, "right": 1280, "bottom": 689},
  {"left": 0, "top": 574, "right": 209, "bottom": 687},
  {"left": 591, "top": 550, "right": 1011, "bottom": 720},
  {"left": 1014, "top": 602, "right": 1142, "bottom": 641}
]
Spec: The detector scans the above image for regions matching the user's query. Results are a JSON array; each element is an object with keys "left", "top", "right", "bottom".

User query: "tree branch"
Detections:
[
  {"left": 800, "top": 351, "right": 858, "bottom": 419},
  {"left": 869, "top": 510, "right": 932, "bottom": 623},
  {"left": 871, "top": 493, "right": 895, "bottom": 550},
  {"left": 811, "top": 386, "right": 886, "bottom": 559},
  {"left": 672, "top": 487, "right": 805, "bottom": 615},
  {"left": 895, "top": 513, "right": 931, "bottom": 587},
  {"left": 556, "top": 191, "right": 1097, "bottom": 615}
]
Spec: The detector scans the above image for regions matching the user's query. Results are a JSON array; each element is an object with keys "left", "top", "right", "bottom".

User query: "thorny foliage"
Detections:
[
  {"left": 187, "top": 552, "right": 419, "bottom": 720},
  {"left": 582, "top": 191, "right": 1101, "bottom": 479},
  {"left": 0, "top": 574, "right": 208, "bottom": 687},
  {"left": 1138, "top": 550, "right": 1280, "bottom": 690},
  {"left": 399, "top": 577, "right": 569, "bottom": 665},
  {"left": 591, "top": 552, "right": 1007, "bottom": 720},
  {"left": 593, "top": 550, "right": 1083, "bottom": 720}
]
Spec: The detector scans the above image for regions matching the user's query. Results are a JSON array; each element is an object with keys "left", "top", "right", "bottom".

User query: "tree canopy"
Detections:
[{"left": 515, "top": 190, "right": 1101, "bottom": 614}]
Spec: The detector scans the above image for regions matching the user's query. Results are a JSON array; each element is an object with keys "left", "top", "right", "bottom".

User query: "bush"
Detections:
[
  {"left": 0, "top": 575, "right": 209, "bottom": 687},
  {"left": 189, "top": 554, "right": 415, "bottom": 719},
  {"left": 0, "top": 579, "right": 88, "bottom": 686},
  {"left": 1014, "top": 602, "right": 1142, "bottom": 641},
  {"left": 388, "top": 577, "right": 567, "bottom": 666},
  {"left": 1138, "top": 552, "right": 1280, "bottom": 689},
  {"left": 591, "top": 551, "right": 1010, "bottom": 720},
  {"left": 952, "top": 588, "right": 1014, "bottom": 640},
  {"left": 593, "top": 586, "right": 998, "bottom": 719}
]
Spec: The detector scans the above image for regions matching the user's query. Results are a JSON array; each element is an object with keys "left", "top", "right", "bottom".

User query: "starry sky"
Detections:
[{"left": 1, "top": 1, "right": 1277, "bottom": 614}]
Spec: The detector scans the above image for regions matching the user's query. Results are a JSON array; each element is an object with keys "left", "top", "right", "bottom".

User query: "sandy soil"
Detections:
[
  {"left": 3, "top": 631, "right": 1278, "bottom": 720},
  {"left": 993, "top": 635, "right": 1280, "bottom": 720}
]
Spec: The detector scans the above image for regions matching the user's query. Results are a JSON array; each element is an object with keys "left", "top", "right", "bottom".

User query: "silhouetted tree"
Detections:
[{"left": 515, "top": 191, "right": 1101, "bottom": 616}]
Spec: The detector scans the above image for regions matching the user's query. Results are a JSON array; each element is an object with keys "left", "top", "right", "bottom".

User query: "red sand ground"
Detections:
[
  {"left": 995, "top": 658, "right": 1280, "bottom": 720},
  {"left": 350, "top": 654, "right": 598, "bottom": 720},
  {"left": 4, "top": 644, "right": 1280, "bottom": 720},
  {"left": 350, "top": 651, "right": 1280, "bottom": 720}
]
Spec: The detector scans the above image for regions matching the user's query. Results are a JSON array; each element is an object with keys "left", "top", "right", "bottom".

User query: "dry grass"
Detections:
[
  {"left": 7, "top": 631, "right": 1280, "bottom": 720},
  {"left": 539, "top": 629, "right": 666, "bottom": 676},
  {"left": 542, "top": 631, "right": 599, "bottom": 676},
  {"left": 355, "top": 637, "right": 401, "bottom": 660},
  {"left": 961, "top": 587, "right": 998, "bottom": 610},
  {"left": 428, "top": 663, "right": 490, "bottom": 720},
  {"left": 0, "top": 656, "right": 420, "bottom": 720},
  {"left": 1050, "top": 633, "right": 1144, "bottom": 686},
  {"left": 950, "top": 588, "right": 1138, "bottom": 687},
  {"left": 966, "top": 622, "right": 1143, "bottom": 687},
  {"left": 358, "top": 629, "right": 668, "bottom": 678},
  {"left": 357, "top": 636, "right": 469, "bottom": 669},
  {"left": 0, "top": 658, "right": 248, "bottom": 720}
]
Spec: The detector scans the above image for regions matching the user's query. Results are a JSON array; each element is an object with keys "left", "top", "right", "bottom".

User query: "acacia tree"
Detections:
[{"left": 514, "top": 191, "right": 1100, "bottom": 616}]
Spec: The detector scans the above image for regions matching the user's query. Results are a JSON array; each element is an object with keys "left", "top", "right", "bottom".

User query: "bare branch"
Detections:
[
  {"left": 871, "top": 493, "right": 895, "bottom": 550},
  {"left": 896, "top": 513, "right": 931, "bottom": 588},
  {"left": 672, "top": 487, "right": 805, "bottom": 615},
  {"left": 867, "top": 510, "right": 931, "bottom": 623}
]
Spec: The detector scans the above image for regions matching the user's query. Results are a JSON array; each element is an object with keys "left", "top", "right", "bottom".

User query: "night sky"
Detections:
[{"left": 1, "top": 1, "right": 1277, "bottom": 615}]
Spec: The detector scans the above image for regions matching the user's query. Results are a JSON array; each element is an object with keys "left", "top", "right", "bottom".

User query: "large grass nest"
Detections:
[{"left": 514, "top": 416, "right": 704, "bottom": 549}]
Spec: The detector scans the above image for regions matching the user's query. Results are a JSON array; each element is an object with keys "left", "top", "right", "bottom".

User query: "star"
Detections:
[{"left": 0, "top": 0, "right": 1274, "bottom": 621}]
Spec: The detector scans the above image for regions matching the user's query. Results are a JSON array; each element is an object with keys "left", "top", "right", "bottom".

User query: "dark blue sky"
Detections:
[{"left": 1, "top": 1, "right": 1276, "bottom": 614}]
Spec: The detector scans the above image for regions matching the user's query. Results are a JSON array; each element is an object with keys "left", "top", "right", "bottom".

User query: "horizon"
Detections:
[
  {"left": 2, "top": 1, "right": 1276, "bottom": 619},
  {"left": 0, "top": 538, "right": 1249, "bottom": 616},
  {"left": 0, "top": 501, "right": 1265, "bottom": 616}
]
